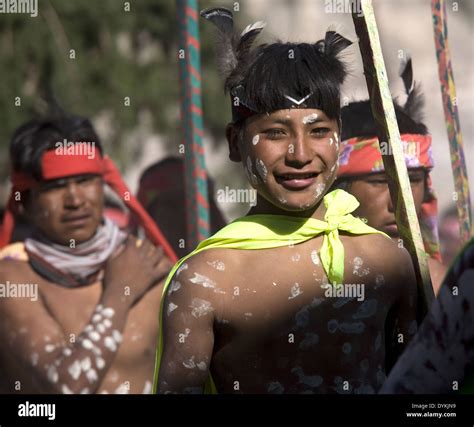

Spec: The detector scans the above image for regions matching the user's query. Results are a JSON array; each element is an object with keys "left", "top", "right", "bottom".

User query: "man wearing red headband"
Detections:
[
  {"left": 333, "top": 59, "right": 446, "bottom": 293},
  {"left": 0, "top": 114, "right": 176, "bottom": 393}
]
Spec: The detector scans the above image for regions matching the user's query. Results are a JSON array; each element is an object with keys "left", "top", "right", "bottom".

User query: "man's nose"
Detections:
[
  {"left": 287, "top": 134, "right": 312, "bottom": 166},
  {"left": 386, "top": 185, "right": 395, "bottom": 213},
  {"left": 64, "top": 182, "right": 84, "bottom": 207}
]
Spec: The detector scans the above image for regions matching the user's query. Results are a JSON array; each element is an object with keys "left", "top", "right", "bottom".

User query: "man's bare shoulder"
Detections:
[
  {"left": 0, "top": 258, "right": 33, "bottom": 281},
  {"left": 342, "top": 233, "right": 415, "bottom": 292},
  {"left": 167, "top": 248, "right": 239, "bottom": 298}
]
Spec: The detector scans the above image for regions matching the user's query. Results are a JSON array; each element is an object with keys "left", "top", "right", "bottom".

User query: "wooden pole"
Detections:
[{"left": 352, "top": 0, "right": 434, "bottom": 319}]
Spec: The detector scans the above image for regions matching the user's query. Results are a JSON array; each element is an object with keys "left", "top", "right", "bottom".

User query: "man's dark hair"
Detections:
[
  {"left": 341, "top": 57, "right": 428, "bottom": 140},
  {"left": 340, "top": 99, "right": 428, "bottom": 141},
  {"left": 10, "top": 114, "right": 103, "bottom": 180}
]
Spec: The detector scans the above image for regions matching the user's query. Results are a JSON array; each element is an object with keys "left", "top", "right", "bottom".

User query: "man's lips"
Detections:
[
  {"left": 382, "top": 223, "right": 399, "bottom": 236},
  {"left": 61, "top": 212, "right": 92, "bottom": 225},
  {"left": 275, "top": 172, "right": 318, "bottom": 190}
]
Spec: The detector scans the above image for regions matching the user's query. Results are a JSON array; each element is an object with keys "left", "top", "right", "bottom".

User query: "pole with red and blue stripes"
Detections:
[{"left": 177, "top": 0, "right": 210, "bottom": 250}]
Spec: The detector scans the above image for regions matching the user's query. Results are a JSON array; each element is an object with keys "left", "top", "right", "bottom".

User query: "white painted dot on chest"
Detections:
[{"left": 288, "top": 283, "right": 303, "bottom": 300}]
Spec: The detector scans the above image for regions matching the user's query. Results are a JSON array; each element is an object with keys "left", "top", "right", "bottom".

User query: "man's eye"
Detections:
[
  {"left": 40, "top": 181, "right": 67, "bottom": 191},
  {"left": 409, "top": 175, "right": 424, "bottom": 183},
  {"left": 311, "top": 127, "right": 330, "bottom": 137},
  {"left": 76, "top": 176, "right": 95, "bottom": 184},
  {"left": 367, "top": 179, "right": 387, "bottom": 185},
  {"left": 264, "top": 129, "right": 286, "bottom": 139}
]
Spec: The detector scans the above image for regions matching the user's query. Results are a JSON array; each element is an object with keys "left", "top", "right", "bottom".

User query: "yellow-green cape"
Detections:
[{"left": 152, "top": 189, "right": 389, "bottom": 393}]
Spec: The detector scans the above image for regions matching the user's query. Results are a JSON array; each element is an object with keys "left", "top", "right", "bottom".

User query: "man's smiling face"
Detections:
[{"left": 228, "top": 108, "right": 340, "bottom": 213}]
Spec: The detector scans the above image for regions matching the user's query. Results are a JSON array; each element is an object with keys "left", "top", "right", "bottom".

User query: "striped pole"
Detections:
[
  {"left": 177, "top": 0, "right": 210, "bottom": 250},
  {"left": 352, "top": 0, "right": 434, "bottom": 318},
  {"left": 431, "top": 0, "right": 472, "bottom": 243}
]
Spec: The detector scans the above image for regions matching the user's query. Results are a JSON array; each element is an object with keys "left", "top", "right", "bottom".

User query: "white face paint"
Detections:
[
  {"left": 329, "top": 137, "right": 333, "bottom": 145},
  {"left": 189, "top": 272, "right": 216, "bottom": 289},
  {"left": 176, "top": 263, "right": 188, "bottom": 276},
  {"left": 196, "top": 361, "right": 207, "bottom": 371},
  {"left": 352, "top": 257, "right": 370, "bottom": 276},
  {"left": 112, "top": 330, "right": 122, "bottom": 343},
  {"left": 102, "top": 319, "right": 112, "bottom": 329},
  {"left": 102, "top": 308, "right": 115, "bottom": 318},
  {"left": 96, "top": 357, "right": 105, "bottom": 370},
  {"left": 47, "top": 366, "right": 58, "bottom": 383},
  {"left": 302, "top": 113, "right": 318, "bottom": 124},
  {"left": 255, "top": 159, "right": 268, "bottom": 183},
  {"left": 291, "top": 253, "right": 301, "bottom": 262},
  {"left": 206, "top": 260, "right": 225, "bottom": 271},
  {"left": 96, "top": 324, "right": 106, "bottom": 334},
  {"left": 277, "top": 196, "right": 287, "bottom": 205},
  {"left": 61, "top": 384, "right": 73, "bottom": 394},
  {"left": 45, "top": 344, "right": 55, "bottom": 353},
  {"left": 189, "top": 298, "right": 214, "bottom": 318},
  {"left": 310, "top": 250, "right": 320, "bottom": 266},
  {"left": 252, "top": 134, "right": 260, "bottom": 145},
  {"left": 88, "top": 331, "right": 101, "bottom": 342},
  {"left": 80, "top": 357, "right": 91, "bottom": 372},
  {"left": 85, "top": 369, "right": 98, "bottom": 383},
  {"left": 92, "top": 314, "right": 102, "bottom": 323},
  {"left": 315, "top": 183, "right": 325, "bottom": 198},
  {"left": 183, "top": 356, "right": 196, "bottom": 369},
  {"left": 68, "top": 360, "right": 81, "bottom": 380},
  {"left": 81, "top": 339, "right": 93, "bottom": 350},
  {"left": 31, "top": 353, "right": 39, "bottom": 366},
  {"left": 288, "top": 283, "right": 303, "bottom": 300},
  {"left": 168, "top": 280, "right": 182, "bottom": 295},
  {"left": 167, "top": 302, "right": 178, "bottom": 316},
  {"left": 142, "top": 380, "right": 152, "bottom": 394},
  {"left": 114, "top": 383, "right": 129, "bottom": 394},
  {"left": 104, "top": 336, "right": 117, "bottom": 352}
]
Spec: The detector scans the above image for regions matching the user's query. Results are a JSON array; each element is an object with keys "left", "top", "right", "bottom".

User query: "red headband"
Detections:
[
  {"left": 337, "top": 134, "right": 434, "bottom": 177},
  {"left": 1, "top": 148, "right": 178, "bottom": 262},
  {"left": 336, "top": 134, "right": 441, "bottom": 262}
]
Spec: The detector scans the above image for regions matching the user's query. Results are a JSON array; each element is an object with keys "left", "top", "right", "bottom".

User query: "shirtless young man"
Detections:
[
  {"left": 0, "top": 115, "right": 174, "bottom": 394},
  {"left": 334, "top": 59, "right": 446, "bottom": 292},
  {"left": 154, "top": 8, "right": 418, "bottom": 394}
]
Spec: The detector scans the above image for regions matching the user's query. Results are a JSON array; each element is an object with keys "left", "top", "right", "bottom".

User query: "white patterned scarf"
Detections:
[{"left": 25, "top": 217, "right": 126, "bottom": 287}]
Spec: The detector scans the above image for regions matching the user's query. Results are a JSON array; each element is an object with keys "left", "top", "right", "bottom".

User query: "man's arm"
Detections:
[
  {"left": 157, "top": 260, "right": 216, "bottom": 394},
  {"left": 0, "top": 237, "right": 171, "bottom": 394},
  {"left": 382, "top": 243, "right": 418, "bottom": 373},
  {"left": 0, "top": 271, "right": 130, "bottom": 394}
]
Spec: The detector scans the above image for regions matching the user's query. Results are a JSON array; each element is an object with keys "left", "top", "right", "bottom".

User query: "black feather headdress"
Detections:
[
  {"left": 200, "top": 7, "right": 352, "bottom": 123},
  {"left": 340, "top": 56, "right": 428, "bottom": 140}
]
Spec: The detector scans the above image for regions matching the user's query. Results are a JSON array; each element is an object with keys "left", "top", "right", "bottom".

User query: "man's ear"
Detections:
[{"left": 225, "top": 123, "right": 242, "bottom": 163}]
